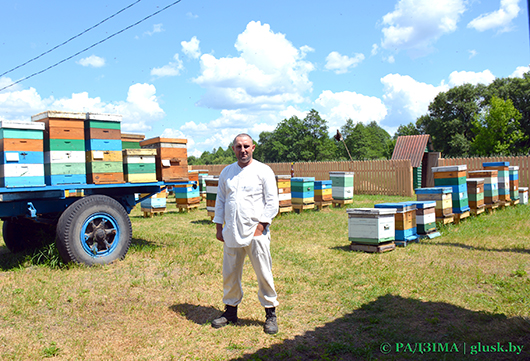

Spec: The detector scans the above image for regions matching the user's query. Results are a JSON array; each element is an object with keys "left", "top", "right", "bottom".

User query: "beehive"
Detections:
[
  {"left": 432, "top": 165, "right": 470, "bottom": 214},
  {"left": 519, "top": 187, "right": 528, "bottom": 205},
  {"left": 122, "top": 148, "right": 157, "bottom": 183},
  {"left": 466, "top": 178, "right": 485, "bottom": 214},
  {"left": 0, "top": 121, "right": 45, "bottom": 187},
  {"left": 205, "top": 176, "right": 219, "bottom": 218},
  {"left": 483, "top": 162, "right": 510, "bottom": 203},
  {"left": 197, "top": 170, "right": 209, "bottom": 197},
  {"left": 409, "top": 201, "right": 438, "bottom": 237},
  {"left": 31, "top": 111, "right": 87, "bottom": 186},
  {"left": 173, "top": 181, "right": 200, "bottom": 206},
  {"left": 276, "top": 175, "right": 292, "bottom": 211},
  {"left": 140, "top": 137, "right": 188, "bottom": 181},
  {"left": 188, "top": 170, "right": 199, "bottom": 183},
  {"left": 291, "top": 177, "right": 315, "bottom": 204},
  {"left": 346, "top": 208, "right": 396, "bottom": 245},
  {"left": 140, "top": 188, "right": 167, "bottom": 215},
  {"left": 415, "top": 187, "right": 454, "bottom": 222},
  {"left": 468, "top": 170, "right": 499, "bottom": 206},
  {"left": 314, "top": 180, "right": 332, "bottom": 202},
  {"left": 121, "top": 133, "right": 145, "bottom": 150},
  {"left": 329, "top": 171, "right": 354, "bottom": 200},
  {"left": 374, "top": 202, "right": 418, "bottom": 244},
  {"left": 509, "top": 166, "right": 519, "bottom": 201},
  {"left": 85, "top": 113, "right": 124, "bottom": 184}
]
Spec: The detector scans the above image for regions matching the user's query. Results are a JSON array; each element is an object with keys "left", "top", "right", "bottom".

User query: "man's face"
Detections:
[{"left": 232, "top": 135, "right": 255, "bottom": 166}]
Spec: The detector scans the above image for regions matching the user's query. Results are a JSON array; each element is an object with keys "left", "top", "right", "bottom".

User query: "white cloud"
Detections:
[
  {"left": 77, "top": 55, "right": 105, "bottom": 68},
  {"left": 381, "top": 73, "right": 449, "bottom": 124},
  {"left": 186, "top": 12, "right": 198, "bottom": 19},
  {"left": 381, "top": 0, "right": 466, "bottom": 55},
  {"left": 151, "top": 54, "right": 184, "bottom": 77},
  {"left": 511, "top": 66, "right": 530, "bottom": 77},
  {"left": 324, "top": 51, "right": 365, "bottom": 74},
  {"left": 191, "top": 127, "right": 244, "bottom": 153},
  {"left": 145, "top": 23, "right": 164, "bottom": 36},
  {"left": 315, "top": 90, "right": 388, "bottom": 132},
  {"left": 384, "top": 55, "right": 396, "bottom": 64},
  {"left": 468, "top": 49, "right": 478, "bottom": 59},
  {"left": 181, "top": 36, "right": 201, "bottom": 59},
  {"left": 300, "top": 45, "right": 315, "bottom": 56},
  {"left": 447, "top": 69, "right": 495, "bottom": 86},
  {"left": 468, "top": 0, "right": 520, "bottom": 32},
  {"left": 0, "top": 78, "right": 165, "bottom": 133},
  {"left": 279, "top": 106, "right": 308, "bottom": 121},
  {"left": 371, "top": 44, "right": 379, "bottom": 56},
  {"left": 0, "top": 79, "right": 53, "bottom": 122},
  {"left": 193, "top": 21, "right": 314, "bottom": 111}
]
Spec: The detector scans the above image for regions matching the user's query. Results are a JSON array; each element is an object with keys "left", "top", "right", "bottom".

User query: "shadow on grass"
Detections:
[
  {"left": 191, "top": 219, "right": 214, "bottom": 226},
  {"left": 170, "top": 303, "right": 263, "bottom": 327},
  {"left": 330, "top": 245, "right": 353, "bottom": 252},
  {"left": 129, "top": 237, "right": 160, "bottom": 252},
  {"left": 424, "top": 241, "right": 530, "bottom": 254},
  {"left": 0, "top": 246, "right": 27, "bottom": 270},
  {"left": 228, "top": 294, "right": 530, "bottom": 361}
]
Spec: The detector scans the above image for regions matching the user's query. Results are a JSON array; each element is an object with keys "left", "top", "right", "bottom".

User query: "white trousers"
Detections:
[{"left": 222, "top": 231, "right": 278, "bottom": 308}]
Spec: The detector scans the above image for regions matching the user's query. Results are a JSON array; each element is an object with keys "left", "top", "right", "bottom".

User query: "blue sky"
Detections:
[{"left": 0, "top": 0, "right": 528, "bottom": 156}]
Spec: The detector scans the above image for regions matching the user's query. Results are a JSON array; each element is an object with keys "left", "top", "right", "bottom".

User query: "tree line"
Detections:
[
  {"left": 188, "top": 72, "right": 530, "bottom": 165},
  {"left": 188, "top": 109, "right": 393, "bottom": 165}
]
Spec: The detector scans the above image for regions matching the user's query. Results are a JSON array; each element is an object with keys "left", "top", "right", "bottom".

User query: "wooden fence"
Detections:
[
  {"left": 190, "top": 155, "right": 530, "bottom": 197},
  {"left": 190, "top": 159, "right": 414, "bottom": 197},
  {"left": 438, "top": 156, "right": 530, "bottom": 189}
]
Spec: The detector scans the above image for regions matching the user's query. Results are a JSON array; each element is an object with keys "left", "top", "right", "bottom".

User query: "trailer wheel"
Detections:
[
  {"left": 56, "top": 195, "right": 132, "bottom": 265},
  {"left": 2, "top": 218, "right": 56, "bottom": 253}
]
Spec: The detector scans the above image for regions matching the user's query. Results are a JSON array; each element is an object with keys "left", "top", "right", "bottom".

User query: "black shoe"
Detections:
[
  {"left": 264, "top": 307, "right": 278, "bottom": 334},
  {"left": 212, "top": 305, "right": 238, "bottom": 328}
]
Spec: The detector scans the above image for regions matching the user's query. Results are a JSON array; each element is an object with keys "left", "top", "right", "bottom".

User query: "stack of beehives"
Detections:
[
  {"left": 415, "top": 187, "right": 454, "bottom": 224},
  {"left": 329, "top": 171, "right": 354, "bottom": 207},
  {"left": 519, "top": 187, "right": 528, "bottom": 204},
  {"left": 140, "top": 188, "right": 167, "bottom": 217},
  {"left": 410, "top": 201, "right": 439, "bottom": 239},
  {"left": 85, "top": 113, "right": 124, "bottom": 184},
  {"left": 468, "top": 169, "right": 499, "bottom": 211},
  {"left": 0, "top": 120, "right": 45, "bottom": 187},
  {"left": 276, "top": 175, "right": 292, "bottom": 214},
  {"left": 314, "top": 180, "right": 332, "bottom": 210},
  {"left": 347, "top": 208, "right": 396, "bottom": 253},
  {"left": 122, "top": 148, "right": 157, "bottom": 183},
  {"left": 32, "top": 111, "right": 86, "bottom": 185},
  {"left": 173, "top": 180, "right": 200, "bottom": 212},
  {"left": 432, "top": 165, "right": 470, "bottom": 222},
  {"left": 374, "top": 202, "right": 418, "bottom": 246},
  {"left": 205, "top": 176, "right": 219, "bottom": 219},
  {"left": 140, "top": 137, "right": 188, "bottom": 182},
  {"left": 466, "top": 178, "right": 486, "bottom": 215},
  {"left": 483, "top": 162, "right": 511, "bottom": 206},
  {"left": 291, "top": 177, "right": 315, "bottom": 213},
  {"left": 509, "top": 166, "right": 520, "bottom": 205},
  {"left": 197, "top": 170, "right": 209, "bottom": 200}
]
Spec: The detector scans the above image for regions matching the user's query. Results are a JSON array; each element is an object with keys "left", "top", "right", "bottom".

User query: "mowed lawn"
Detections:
[{"left": 0, "top": 194, "right": 529, "bottom": 360}]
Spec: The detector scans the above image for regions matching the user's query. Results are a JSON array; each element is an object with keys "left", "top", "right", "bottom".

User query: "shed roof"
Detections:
[{"left": 391, "top": 135, "right": 434, "bottom": 168}]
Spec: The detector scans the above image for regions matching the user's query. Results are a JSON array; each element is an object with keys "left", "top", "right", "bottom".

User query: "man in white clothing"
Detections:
[{"left": 212, "top": 133, "right": 280, "bottom": 334}]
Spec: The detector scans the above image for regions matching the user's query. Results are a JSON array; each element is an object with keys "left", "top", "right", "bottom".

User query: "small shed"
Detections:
[{"left": 391, "top": 135, "right": 438, "bottom": 189}]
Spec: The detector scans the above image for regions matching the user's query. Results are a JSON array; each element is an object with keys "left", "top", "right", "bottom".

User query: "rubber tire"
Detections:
[
  {"left": 2, "top": 218, "right": 56, "bottom": 253},
  {"left": 56, "top": 195, "right": 132, "bottom": 265}
]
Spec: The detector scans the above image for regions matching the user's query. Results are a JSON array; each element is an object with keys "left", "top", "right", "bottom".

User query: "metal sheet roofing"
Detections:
[{"left": 391, "top": 135, "right": 433, "bottom": 168}]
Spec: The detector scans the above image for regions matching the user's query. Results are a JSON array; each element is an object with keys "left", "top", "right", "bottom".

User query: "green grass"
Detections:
[{"left": 0, "top": 194, "right": 529, "bottom": 360}]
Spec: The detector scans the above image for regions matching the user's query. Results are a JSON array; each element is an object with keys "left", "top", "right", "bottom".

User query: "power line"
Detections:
[
  {"left": 0, "top": 0, "right": 143, "bottom": 79},
  {"left": 0, "top": 0, "right": 183, "bottom": 93}
]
